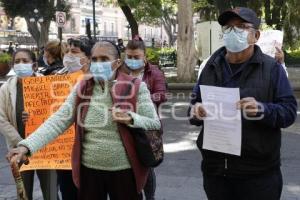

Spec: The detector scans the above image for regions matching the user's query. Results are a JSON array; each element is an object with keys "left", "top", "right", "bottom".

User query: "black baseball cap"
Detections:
[{"left": 218, "top": 7, "right": 261, "bottom": 29}]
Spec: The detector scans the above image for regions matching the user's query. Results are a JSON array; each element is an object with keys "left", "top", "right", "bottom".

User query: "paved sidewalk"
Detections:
[{"left": 0, "top": 91, "right": 299, "bottom": 200}]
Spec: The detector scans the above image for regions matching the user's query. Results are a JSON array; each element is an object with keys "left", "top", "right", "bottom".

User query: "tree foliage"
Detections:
[
  {"left": 161, "top": 0, "right": 177, "bottom": 45},
  {"left": 109, "top": 0, "right": 162, "bottom": 38},
  {"left": 193, "top": 0, "right": 218, "bottom": 21},
  {"left": 193, "top": 0, "right": 300, "bottom": 49},
  {"left": 131, "top": 0, "right": 162, "bottom": 24},
  {"left": 111, "top": 0, "right": 178, "bottom": 45},
  {"left": 0, "top": 0, "right": 71, "bottom": 47},
  {"left": 282, "top": 0, "right": 300, "bottom": 49}
]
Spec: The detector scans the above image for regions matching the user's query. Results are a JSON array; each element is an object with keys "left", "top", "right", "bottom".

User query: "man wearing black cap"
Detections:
[{"left": 189, "top": 7, "right": 297, "bottom": 200}]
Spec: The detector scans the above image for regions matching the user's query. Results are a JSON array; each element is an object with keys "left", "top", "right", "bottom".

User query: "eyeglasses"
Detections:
[{"left": 222, "top": 24, "right": 255, "bottom": 34}]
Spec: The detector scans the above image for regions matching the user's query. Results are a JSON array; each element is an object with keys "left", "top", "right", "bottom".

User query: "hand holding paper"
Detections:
[
  {"left": 275, "top": 46, "right": 284, "bottom": 64},
  {"left": 192, "top": 102, "right": 207, "bottom": 119},
  {"left": 237, "top": 97, "right": 260, "bottom": 117},
  {"left": 257, "top": 30, "right": 284, "bottom": 58},
  {"left": 200, "top": 85, "right": 242, "bottom": 156}
]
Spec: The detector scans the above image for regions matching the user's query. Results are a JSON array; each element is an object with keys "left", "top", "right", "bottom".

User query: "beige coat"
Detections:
[{"left": 0, "top": 76, "right": 23, "bottom": 149}]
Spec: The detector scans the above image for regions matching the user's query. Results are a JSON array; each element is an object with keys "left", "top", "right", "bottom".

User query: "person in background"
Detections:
[
  {"left": 40, "top": 40, "right": 66, "bottom": 75},
  {"left": 125, "top": 36, "right": 167, "bottom": 108},
  {"left": 55, "top": 38, "right": 93, "bottom": 200},
  {"left": 0, "top": 49, "right": 58, "bottom": 200},
  {"left": 125, "top": 36, "right": 167, "bottom": 200},
  {"left": 37, "top": 46, "right": 46, "bottom": 67},
  {"left": 275, "top": 46, "right": 288, "bottom": 76},
  {"left": 8, "top": 41, "right": 15, "bottom": 55},
  {"left": 117, "top": 38, "right": 125, "bottom": 53},
  {"left": 57, "top": 38, "right": 93, "bottom": 75},
  {"left": 7, "top": 41, "right": 161, "bottom": 200}
]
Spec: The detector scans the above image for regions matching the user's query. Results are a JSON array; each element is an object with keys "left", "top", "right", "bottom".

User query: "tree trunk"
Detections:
[
  {"left": 10, "top": 17, "right": 15, "bottom": 30},
  {"left": 272, "top": 0, "right": 284, "bottom": 30},
  {"left": 162, "top": 17, "right": 175, "bottom": 46},
  {"left": 264, "top": 0, "right": 272, "bottom": 25},
  {"left": 247, "top": 1, "right": 263, "bottom": 18},
  {"left": 177, "top": 0, "right": 197, "bottom": 82},
  {"left": 25, "top": 18, "right": 50, "bottom": 49},
  {"left": 118, "top": 0, "right": 139, "bottom": 38},
  {"left": 25, "top": 18, "right": 40, "bottom": 47},
  {"left": 39, "top": 22, "right": 50, "bottom": 47}
]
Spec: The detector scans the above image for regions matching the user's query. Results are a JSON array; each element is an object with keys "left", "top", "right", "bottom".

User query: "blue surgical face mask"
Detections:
[
  {"left": 63, "top": 55, "right": 83, "bottom": 73},
  {"left": 90, "top": 61, "right": 115, "bottom": 81},
  {"left": 125, "top": 58, "right": 144, "bottom": 70},
  {"left": 13, "top": 63, "right": 34, "bottom": 77},
  {"left": 223, "top": 28, "right": 250, "bottom": 53}
]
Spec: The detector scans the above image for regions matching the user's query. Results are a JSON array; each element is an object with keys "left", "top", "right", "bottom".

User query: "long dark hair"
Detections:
[{"left": 13, "top": 49, "right": 37, "bottom": 63}]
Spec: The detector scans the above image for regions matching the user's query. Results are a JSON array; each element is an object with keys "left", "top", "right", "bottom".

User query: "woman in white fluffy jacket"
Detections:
[{"left": 0, "top": 48, "right": 57, "bottom": 200}]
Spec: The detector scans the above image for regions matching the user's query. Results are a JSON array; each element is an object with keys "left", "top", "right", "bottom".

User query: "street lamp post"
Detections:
[
  {"left": 29, "top": 9, "right": 44, "bottom": 24},
  {"left": 126, "top": 24, "right": 131, "bottom": 41},
  {"left": 29, "top": 9, "right": 44, "bottom": 49},
  {"left": 92, "top": 0, "right": 96, "bottom": 40}
]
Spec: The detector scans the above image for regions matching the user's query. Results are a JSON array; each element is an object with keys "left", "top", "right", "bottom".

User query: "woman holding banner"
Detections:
[
  {"left": 0, "top": 49, "right": 58, "bottom": 200},
  {"left": 7, "top": 41, "right": 161, "bottom": 200},
  {"left": 56, "top": 37, "right": 94, "bottom": 200},
  {"left": 57, "top": 38, "right": 93, "bottom": 75}
]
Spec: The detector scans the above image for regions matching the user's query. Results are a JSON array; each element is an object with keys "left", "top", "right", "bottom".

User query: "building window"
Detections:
[
  {"left": 71, "top": 18, "right": 76, "bottom": 32},
  {"left": 111, "top": 23, "right": 114, "bottom": 35},
  {"left": 104, "top": 22, "right": 107, "bottom": 35}
]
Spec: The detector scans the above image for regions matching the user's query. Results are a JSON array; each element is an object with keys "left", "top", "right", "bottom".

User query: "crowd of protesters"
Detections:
[
  {"left": 0, "top": 36, "right": 167, "bottom": 200},
  {"left": 0, "top": 6, "right": 298, "bottom": 200}
]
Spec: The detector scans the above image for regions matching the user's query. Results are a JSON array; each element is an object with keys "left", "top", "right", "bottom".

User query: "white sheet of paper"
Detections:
[
  {"left": 200, "top": 85, "right": 241, "bottom": 156},
  {"left": 257, "top": 30, "right": 284, "bottom": 58}
]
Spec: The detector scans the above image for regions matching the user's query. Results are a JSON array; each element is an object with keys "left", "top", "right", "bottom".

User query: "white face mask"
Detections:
[
  {"left": 63, "top": 55, "right": 83, "bottom": 73},
  {"left": 13, "top": 63, "right": 34, "bottom": 77},
  {"left": 223, "top": 27, "right": 250, "bottom": 53}
]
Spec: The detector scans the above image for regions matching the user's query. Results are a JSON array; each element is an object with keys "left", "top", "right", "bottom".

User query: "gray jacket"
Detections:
[{"left": 0, "top": 76, "right": 23, "bottom": 149}]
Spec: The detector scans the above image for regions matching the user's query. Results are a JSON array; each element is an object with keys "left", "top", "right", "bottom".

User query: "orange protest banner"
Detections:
[{"left": 20, "top": 71, "right": 83, "bottom": 171}]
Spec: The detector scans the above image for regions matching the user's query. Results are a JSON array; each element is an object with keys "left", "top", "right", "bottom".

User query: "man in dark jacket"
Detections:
[{"left": 188, "top": 7, "right": 298, "bottom": 200}]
